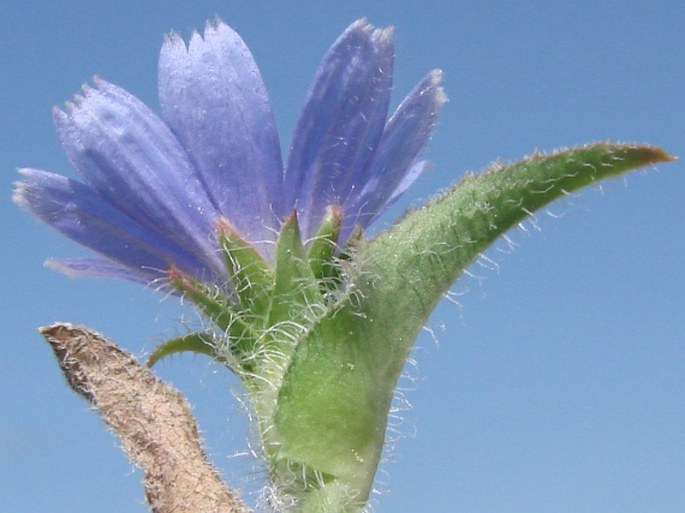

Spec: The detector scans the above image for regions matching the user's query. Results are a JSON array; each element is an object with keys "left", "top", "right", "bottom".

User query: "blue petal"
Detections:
[
  {"left": 14, "top": 168, "right": 223, "bottom": 284},
  {"left": 158, "top": 21, "right": 283, "bottom": 245},
  {"left": 285, "top": 20, "right": 395, "bottom": 239},
  {"left": 54, "top": 78, "right": 223, "bottom": 273},
  {"left": 46, "top": 258, "right": 162, "bottom": 286},
  {"left": 385, "top": 160, "right": 430, "bottom": 207},
  {"left": 346, "top": 70, "right": 446, "bottom": 233}
]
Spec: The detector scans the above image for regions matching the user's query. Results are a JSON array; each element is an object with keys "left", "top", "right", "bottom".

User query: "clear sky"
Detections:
[{"left": 2, "top": 1, "right": 683, "bottom": 512}]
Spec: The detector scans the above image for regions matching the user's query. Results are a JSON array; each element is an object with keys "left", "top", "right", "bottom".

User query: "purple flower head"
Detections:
[{"left": 14, "top": 19, "right": 445, "bottom": 289}]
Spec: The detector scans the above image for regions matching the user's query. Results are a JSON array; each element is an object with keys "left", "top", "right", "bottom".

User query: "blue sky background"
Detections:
[{"left": 2, "top": 1, "right": 683, "bottom": 512}]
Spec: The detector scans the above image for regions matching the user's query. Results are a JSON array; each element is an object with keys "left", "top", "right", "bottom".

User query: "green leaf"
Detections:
[
  {"left": 266, "top": 211, "right": 324, "bottom": 336},
  {"left": 364, "top": 144, "right": 675, "bottom": 322},
  {"left": 307, "top": 205, "right": 343, "bottom": 282},
  {"left": 146, "top": 331, "right": 249, "bottom": 375},
  {"left": 272, "top": 143, "right": 674, "bottom": 509},
  {"left": 248, "top": 212, "right": 330, "bottom": 487},
  {"left": 217, "top": 217, "right": 273, "bottom": 319},
  {"left": 146, "top": 331, "right": 215, "bottom": 367},
  {"left": 167, "top": 267, "right": 258, "bottom": 364}
]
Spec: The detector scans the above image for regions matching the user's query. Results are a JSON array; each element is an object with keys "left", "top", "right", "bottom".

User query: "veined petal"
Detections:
[
  {"left": 385, "top": 160, "right": 431, "bottom": 207},
  {"left": 46, "top": 258, "right": 160, "bottom": 286},
  {"left": 13, "top": 168, "right": 222, "bottom": 284},
  {"left": 285, "top": 19, "right": 395, "bottom": 239},
  {"left": 159, "top": 21, "right": 283, "bottom": 244},
  {"left": 54, "top": 78, "right": 223, "bottom": 273},
  {"left": 346, "top": 70, "right": 446, "bottom": 232}
]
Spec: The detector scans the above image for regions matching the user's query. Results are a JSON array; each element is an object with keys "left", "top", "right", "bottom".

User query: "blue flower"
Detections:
[{"left": 14, "top": 19, "right": 445, "bottom": 288}]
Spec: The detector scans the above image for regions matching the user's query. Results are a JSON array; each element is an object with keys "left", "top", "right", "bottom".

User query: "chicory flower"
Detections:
[
  {"left": 14, "top": 19, "right": 452, "bottom": 512},
  {"left": 14, "top": 19, "right": 445, "bottom": 290},
  {"left": 14, "top": 16, "right": 674, "bottom": 513}
]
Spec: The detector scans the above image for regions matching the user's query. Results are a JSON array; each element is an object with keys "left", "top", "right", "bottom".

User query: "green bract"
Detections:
[{"left": 151, "top": 143, "right": 673, "bottom": 513}]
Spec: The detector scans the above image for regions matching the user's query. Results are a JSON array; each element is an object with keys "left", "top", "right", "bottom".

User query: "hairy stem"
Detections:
[{"left": 40, "top": 323, "right": 249, "bottom": 513}]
